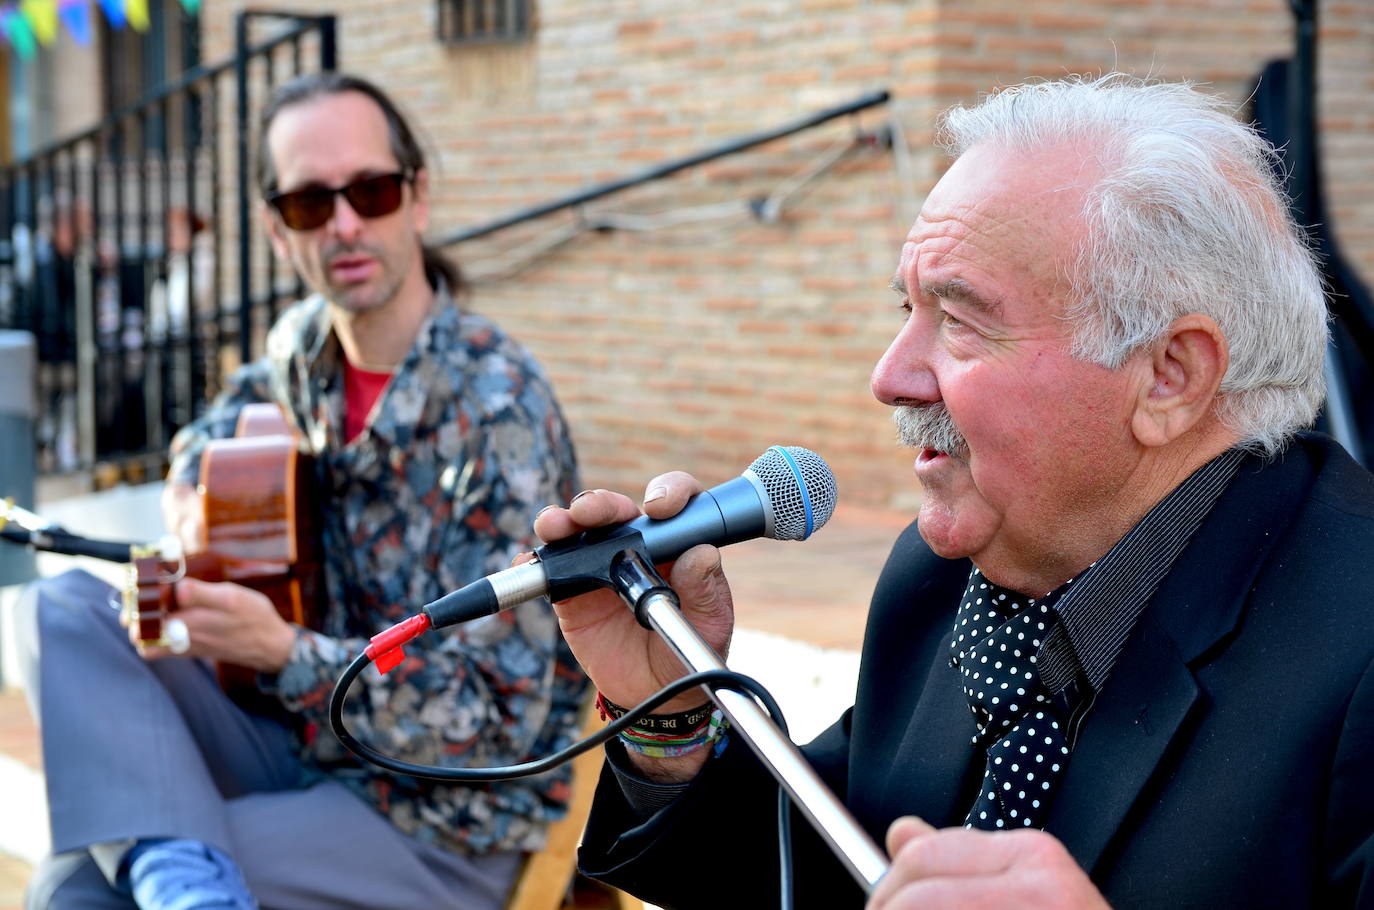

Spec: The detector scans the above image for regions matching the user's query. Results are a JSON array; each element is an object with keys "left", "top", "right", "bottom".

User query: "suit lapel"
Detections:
[
  {"left": 881, "top": 652, "right": 981, "bottom": 828},
  {"left": 1046, "top": 444, "right": 1317, "bottom": 872},
  {"left": 1045, "top": 612, "right": 1196, "bottom": 869}
]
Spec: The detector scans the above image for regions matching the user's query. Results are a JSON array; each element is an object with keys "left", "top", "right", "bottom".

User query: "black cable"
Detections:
[
  {"left": 330, "top": 653, "right": 799, "bottom": 907},
  {"left": 778, "top": 778, "right": 794, "bottom": 909},
  {"left": 331, "top": 657, "right": 784, "bottom": 780}
]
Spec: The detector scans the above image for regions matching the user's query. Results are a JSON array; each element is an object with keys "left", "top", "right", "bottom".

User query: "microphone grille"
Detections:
[{"left": 746, "top": 446, "right": 838, "bottom": 541}]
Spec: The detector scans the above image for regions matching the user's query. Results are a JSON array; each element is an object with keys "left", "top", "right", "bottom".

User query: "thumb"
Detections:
[
  {"left": 885, "top": 815, "right": 936, "bottom": 859},
  {"left": 173, "top": 576, "right": 229, "bottom": 610},
  {"left": 667, "top": 541, "right": 725, "bottom": 599},
  {"left": 670, "top": 545, "right": 729, "bottom": 611},
  {"left": 669, "top": 545, "right": 733, "bottom": 643}
]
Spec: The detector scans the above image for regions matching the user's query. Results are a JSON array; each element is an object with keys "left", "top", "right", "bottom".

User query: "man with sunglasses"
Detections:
[{"left": 18, "top": 72, "right": 585, "bottom": 910}]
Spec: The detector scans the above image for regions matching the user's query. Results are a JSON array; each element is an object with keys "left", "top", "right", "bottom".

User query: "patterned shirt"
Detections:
[{"left": 167, "top": 285, "right": 587, "bottom": 856}]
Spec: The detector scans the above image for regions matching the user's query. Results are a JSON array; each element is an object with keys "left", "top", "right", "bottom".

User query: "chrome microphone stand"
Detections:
[{"left": 608, "top": 548, "right": 890, "bottom": 894}]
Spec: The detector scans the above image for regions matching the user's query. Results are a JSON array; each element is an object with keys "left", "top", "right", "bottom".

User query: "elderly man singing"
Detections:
[{"left": 536, "top": 75, "right": 1374, "bottom": 909}]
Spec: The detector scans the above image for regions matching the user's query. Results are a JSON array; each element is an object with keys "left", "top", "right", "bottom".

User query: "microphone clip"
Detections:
[
  {"left": 539, "top": 526, "right": 672, "bottom": 627},
  {"left": 606, "top": 549, "right": 677, "bottom": 629}
]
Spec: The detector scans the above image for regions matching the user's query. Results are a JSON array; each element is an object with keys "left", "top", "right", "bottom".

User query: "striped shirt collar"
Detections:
[{"left": 1032, "top": 447, "right": 1246, "bottom": 699}]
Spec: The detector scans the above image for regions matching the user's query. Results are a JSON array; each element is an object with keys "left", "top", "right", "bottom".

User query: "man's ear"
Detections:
[
  {"left": 260, "top": 200, "right": 291, "bottom": 262},
  {"left": 1130, "top": 314, "right": 1229, "bottom": 448}
]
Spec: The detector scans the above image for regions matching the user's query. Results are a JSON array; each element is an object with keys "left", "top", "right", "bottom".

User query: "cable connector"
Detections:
[{"left": 365, "top": 614, "right": 432, "bottom": 675}]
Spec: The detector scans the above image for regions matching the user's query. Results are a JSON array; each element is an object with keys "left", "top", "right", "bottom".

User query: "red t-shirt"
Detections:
[{"left": 343, "top": 359, "right": 394, "bottom": 443}]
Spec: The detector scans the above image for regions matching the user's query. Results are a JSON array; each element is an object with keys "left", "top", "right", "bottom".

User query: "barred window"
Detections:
[{"left": 438, "top": 0, "right": 533, "bottom": 45}]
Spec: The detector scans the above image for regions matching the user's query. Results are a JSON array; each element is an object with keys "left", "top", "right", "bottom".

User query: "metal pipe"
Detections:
[
  {"left": 84, "top": 137, "right": 103, "bottom": 472},
  {"left": 111, "top": 123, "right": 128, "bottom": 456},
  {"left": 208, "top": 76, "right": 224, "bottom": 402},
  {"left": 640, "top": 591, "right": 889, "bottom": 893},
  {"left": 436, "top": 90, "right": 890, "bottom": 247},
  {"left": 75, "top": 244, "right": 95, "bottom": 474},
  {"left": 264, "top": 48, "right": 278, "bottom": 324},
  {"left": 185, "top": 85, "right": 203, "bottom": 421},
  {"left": 137, "top": 109, "right": 160, "bottom": 457},
  {"left": 235, "top": 12, "right": 253, "bottom": 367},
  {"left": 318, "top": 15, "right": 337, "bottom": 71}
]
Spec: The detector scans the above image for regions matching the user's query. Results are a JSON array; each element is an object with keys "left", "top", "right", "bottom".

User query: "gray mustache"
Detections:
[{"left": 892, "top": 404, "right": 969, "bottom": 458}]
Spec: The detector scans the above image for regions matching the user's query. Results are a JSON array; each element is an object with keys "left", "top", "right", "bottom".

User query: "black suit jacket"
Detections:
[{"left": 580, "top": 435, "right": 1374, "bottom": 909}]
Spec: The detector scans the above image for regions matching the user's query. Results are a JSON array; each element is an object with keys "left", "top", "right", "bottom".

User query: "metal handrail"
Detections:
[{"left": 436, "top": 89, "right": 890, "bottom": 247}]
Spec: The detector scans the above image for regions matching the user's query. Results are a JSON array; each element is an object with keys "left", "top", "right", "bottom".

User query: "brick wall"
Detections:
[{"left": 202, "top": 0, "right": 1374, "bottom": 511}]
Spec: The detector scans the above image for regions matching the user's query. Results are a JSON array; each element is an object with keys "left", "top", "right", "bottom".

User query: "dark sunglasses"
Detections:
[{"left": 266, "top": 171, "right": 412, "bottom": 231}]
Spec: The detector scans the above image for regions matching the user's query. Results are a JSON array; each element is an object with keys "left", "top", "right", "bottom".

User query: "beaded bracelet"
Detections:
[{"left": 597, "top": 692, "right": 730, "bottom": 758}]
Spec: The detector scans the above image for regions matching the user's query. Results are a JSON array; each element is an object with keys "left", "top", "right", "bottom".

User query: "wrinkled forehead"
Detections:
[{"left": 896, "top": 142, "right": 1100, "bottom": 297}]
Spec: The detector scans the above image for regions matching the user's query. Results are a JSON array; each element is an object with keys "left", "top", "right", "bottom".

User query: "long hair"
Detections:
[
  {"left": 938, "top": 74, "right": 1327, "bottom": 456},
  {"left": 257, "top": 71, "right": 465, "bottom": 295}
]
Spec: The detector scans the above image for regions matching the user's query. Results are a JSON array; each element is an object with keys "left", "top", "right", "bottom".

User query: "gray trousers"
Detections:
[{"left": 16, "top": 569, "right": 523, "bottom": 910}]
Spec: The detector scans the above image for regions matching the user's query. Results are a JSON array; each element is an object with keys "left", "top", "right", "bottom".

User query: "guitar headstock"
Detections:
[{"left": 120, "top": 548, "right": 186, "bottom": 650}]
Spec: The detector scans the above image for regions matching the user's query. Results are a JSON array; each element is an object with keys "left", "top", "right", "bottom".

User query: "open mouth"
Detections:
[{"left": 917, "top": 447, "right": 948, "bottom": 465}]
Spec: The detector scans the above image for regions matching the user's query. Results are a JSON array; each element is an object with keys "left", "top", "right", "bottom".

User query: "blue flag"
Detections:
[
  {"left": 98, "top": 0, "right": 123, "bottom": 28},
  {"left": 59, "top": 0, "right": 90, "bottom": 45}
]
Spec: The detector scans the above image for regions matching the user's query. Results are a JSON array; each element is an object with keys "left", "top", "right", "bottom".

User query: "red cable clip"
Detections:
[{"left": 365, "top": 614, "right": 432, "bottom": 675}]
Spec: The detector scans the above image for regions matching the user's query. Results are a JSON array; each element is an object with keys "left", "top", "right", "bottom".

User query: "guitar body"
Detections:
[{"left": 130, "top": 402, "right": 323, "bottom": 699}]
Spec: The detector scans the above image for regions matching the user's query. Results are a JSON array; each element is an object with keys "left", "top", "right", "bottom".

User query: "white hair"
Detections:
[{"left": 937, "top": 74, "right": 1328, "bottom": 456}]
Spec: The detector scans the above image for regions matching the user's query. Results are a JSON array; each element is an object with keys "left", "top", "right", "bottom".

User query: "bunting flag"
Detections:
[
  {"left": 19, "top": 0, "right": 56, "bottom": 44},
  {"left": 1, "top": 0, "right": 200, "bottom": 58},
  {"left": 97, "top": 0, "right": 124, "bottom": 29},
  {"left": 57, "top": 0, "right": 90, "bottom": 45},
  {"left": 1, "top": 5, "right": 35, "bottom": 60},
  {"left": 123, "top": 0, "right": 146, "bottom": 31}
]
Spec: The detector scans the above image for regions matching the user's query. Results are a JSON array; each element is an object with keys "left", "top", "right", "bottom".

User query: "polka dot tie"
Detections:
[{"left": 949, "top": 568, "right": 1072, "bottom": 831}]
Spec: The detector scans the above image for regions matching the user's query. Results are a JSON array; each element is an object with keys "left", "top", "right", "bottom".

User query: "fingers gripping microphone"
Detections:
[{"left": 423, "top": 446, "right": 838, "bottom": 629}]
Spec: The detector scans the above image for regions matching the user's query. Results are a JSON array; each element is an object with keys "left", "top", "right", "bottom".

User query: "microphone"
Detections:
[
  {"left": 0, "top": 500, "right": 149, "bottom": 563},
  {"left": 423, "top": 445, "right": 838, "bottom": 629}
]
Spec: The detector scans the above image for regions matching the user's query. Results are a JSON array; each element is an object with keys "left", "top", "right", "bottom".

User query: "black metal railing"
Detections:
[
  {"left": 436, "top": 90, "right": 891, "bottom": 247},
  {"left": 0, "top": 11, "right": 336, "bottom": 480}
]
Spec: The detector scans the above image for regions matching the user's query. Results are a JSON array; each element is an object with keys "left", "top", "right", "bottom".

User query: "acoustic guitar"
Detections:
[{"left": 123, "top": 402, "right": 324, "bottom": 697}]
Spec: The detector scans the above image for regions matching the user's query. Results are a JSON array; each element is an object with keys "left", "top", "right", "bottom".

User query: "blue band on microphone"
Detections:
[{"left": 769, "top": 445, "right": 814, "bottom": 539}]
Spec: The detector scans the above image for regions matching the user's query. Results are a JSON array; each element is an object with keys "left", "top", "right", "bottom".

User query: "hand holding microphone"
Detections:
[
  {"left": 511, "top": 446, "right": 838, "bottom": 746},
  {"left": 523, "top": 448, "right": 893, "bottom": 888},
  {"left": 535, "top": 473, "right": 739, "bottom": 725}
]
